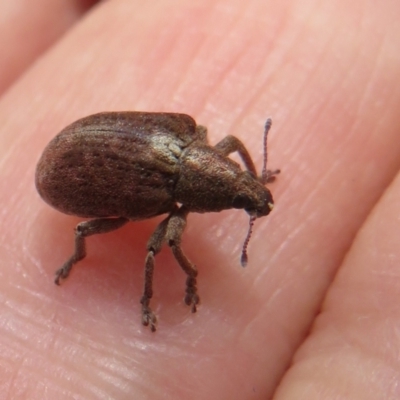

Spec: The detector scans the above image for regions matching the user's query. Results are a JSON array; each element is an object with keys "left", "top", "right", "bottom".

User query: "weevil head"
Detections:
[{"left": 232, "top": 171, "right": 274, "bottom": 218}]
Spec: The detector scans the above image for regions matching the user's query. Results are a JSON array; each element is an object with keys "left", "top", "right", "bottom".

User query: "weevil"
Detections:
[{"left": 35, "top": 112, "right": 279, "bottom": 331}]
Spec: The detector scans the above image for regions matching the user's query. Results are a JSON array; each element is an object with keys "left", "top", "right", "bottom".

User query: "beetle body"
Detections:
[
  {"left": 35, "top": 112, "right": 278, "bottom": 331},
  {"left": 36, "top": 112, "right": 272, "bottom": 219},
  {"left": 36, "top": 113, "right": 195, "bottom": 219}
]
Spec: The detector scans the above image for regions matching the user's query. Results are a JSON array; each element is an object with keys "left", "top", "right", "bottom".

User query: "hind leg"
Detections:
[{"left": 55, "top": 217, "right": 129, "bottom": 285}]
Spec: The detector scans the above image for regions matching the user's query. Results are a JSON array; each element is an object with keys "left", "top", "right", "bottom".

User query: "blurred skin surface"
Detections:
[{"left": 0, "top": 0, "right": 400, "bottom": 399}]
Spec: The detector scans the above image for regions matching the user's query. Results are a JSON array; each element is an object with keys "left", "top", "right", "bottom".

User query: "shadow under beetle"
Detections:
[{"left": 35, "top": 112, "right": 279, "bottom": 332}]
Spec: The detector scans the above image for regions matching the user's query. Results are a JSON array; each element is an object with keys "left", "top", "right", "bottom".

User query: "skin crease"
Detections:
[{"left": 0, "top": 0, "right": 400, "bottom": 399}]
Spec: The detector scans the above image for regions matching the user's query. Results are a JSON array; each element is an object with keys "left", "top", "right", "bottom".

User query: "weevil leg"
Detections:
[
  {"left": 214, "top": 133, "right": 280, "bottom": 183},
  {"left": 166, "top": 206, "right": 199, "bottom": 313},
  {"left": 141, "top": 206, "right": 198, "bottom": 331},
  {"left": 141, "top": 214, "right": 172, "bottom": 332},
  {"left": 263, "top": 169, "right": 281, "bottom": 183},
  {"left": 214, "top": 135, "right": 257, "bottom": 176},
  {"left": 54, "top": 217, "right": 129, "bottom": 285}
]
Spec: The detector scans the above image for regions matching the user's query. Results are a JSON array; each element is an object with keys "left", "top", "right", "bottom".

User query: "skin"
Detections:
[{"left": 0, "top": 0, "right": 399, "bottom": 399}]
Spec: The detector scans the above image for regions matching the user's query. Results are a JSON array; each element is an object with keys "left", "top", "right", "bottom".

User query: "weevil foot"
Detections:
[
  {"left": 184, "top": 292, "right": 200, "bottom": 313},
  {"left": 142, "top": 308, "right": 157, "bottom": 332},
  {"left": 141, "top": 298, "right": 157, "bottom": 332},
  {"left": 184, "top": 275, "right": 199, "bottom": 313},
  {"left": 54, "top": 266, "right": 70, "bottom": 285},
  {"left": 264, "top": 169, "right": 281, "bottom": 183}
]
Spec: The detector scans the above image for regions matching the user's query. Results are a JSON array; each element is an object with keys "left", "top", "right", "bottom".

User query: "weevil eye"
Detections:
[{"left": 232, "top": 193, "right": 252, "bottom": 209}]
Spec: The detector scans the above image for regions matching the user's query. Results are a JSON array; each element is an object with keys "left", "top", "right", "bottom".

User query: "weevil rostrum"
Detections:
[{"left": 35, "top": 112, "right": 279, "bottom": 331}]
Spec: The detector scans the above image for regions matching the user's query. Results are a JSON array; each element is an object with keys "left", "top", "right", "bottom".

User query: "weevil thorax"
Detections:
[{"left": 175, "top": 144, "right": 274, "bottom": 216}]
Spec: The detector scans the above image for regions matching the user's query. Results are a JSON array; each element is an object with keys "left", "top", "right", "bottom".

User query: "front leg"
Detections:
[
  {"left": 214, "top": 135, "right": 257, "bottom": 176},
  {"left": 214, "top": 119, "right": 280, "bottom": 184},
  {"left": 165, "top": 206, "right": 199, "bottom": 313},
  {"left": 141, "top": 206, "right": 198, "bottom": 331}
]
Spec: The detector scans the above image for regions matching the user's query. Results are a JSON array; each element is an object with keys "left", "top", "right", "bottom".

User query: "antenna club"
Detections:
[{"left": 264, "top": 118, "right": 272, "bottom": 131}]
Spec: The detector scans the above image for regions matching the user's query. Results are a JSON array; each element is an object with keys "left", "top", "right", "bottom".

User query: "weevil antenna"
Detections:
[
  {"left": 241, "top": 216, "right": 256, "bottom": 267},
  {"left": 261, "top": 118, "right": 272, "bottom": 184}
]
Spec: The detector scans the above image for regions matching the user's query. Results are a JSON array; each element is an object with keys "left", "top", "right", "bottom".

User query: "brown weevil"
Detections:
[{"left": 35, "top": 112, "right": 279, "bottom": 331}]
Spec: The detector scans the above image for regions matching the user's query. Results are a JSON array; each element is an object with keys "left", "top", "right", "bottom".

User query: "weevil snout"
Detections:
[
  {"left": 252, "top": 187, "right": 274, "bottom": 218},
  {"left": 246, "top": 187, "right": 274, "bottom": 218},
  {"left": 233, "top": 172, "right": 274, "bottom": 218}
]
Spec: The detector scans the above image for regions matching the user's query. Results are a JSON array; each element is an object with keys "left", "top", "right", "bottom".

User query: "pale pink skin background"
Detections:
[{"left": 1, "top": 0, "right": 400, "bottom": 399}]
